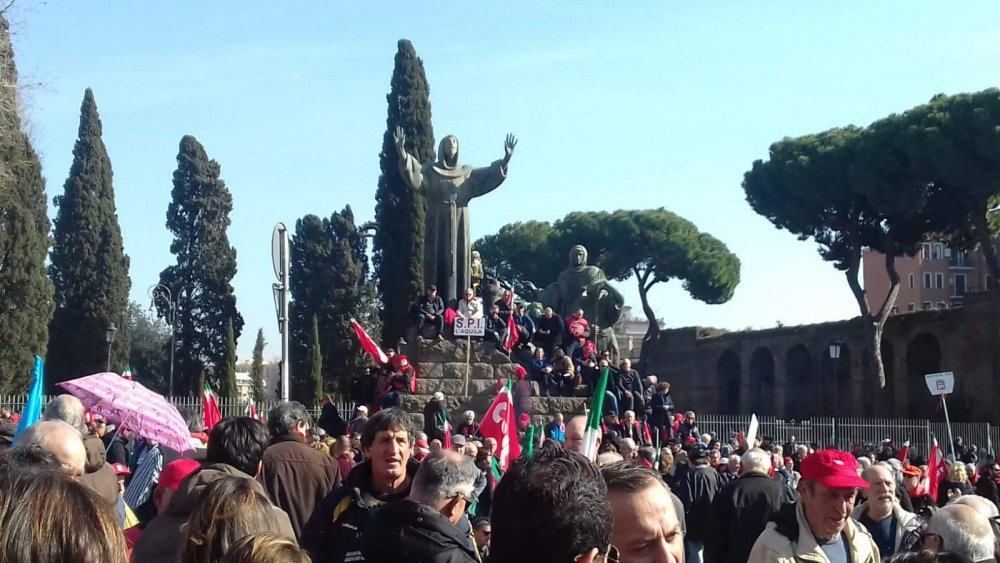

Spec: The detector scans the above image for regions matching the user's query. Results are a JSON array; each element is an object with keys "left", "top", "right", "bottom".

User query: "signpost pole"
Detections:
[{"left": 942, "top": 393, "right": 957, "bottom": 461}]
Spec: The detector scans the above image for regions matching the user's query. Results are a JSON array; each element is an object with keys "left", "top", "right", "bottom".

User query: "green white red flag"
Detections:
[
  {"left": 479, "top": 378, "right": 521, "bottom": 472},
  {"left": 203, "top": 381, "right": 222, "bottom": 430},
  {"left": 122, "top": 363, "right": 134, "bottom": 381},
  {"left": 581, "top": 367, "right": 610, "bottom": 462}
]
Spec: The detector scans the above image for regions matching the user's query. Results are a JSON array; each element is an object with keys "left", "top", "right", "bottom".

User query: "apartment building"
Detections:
[{"left": 863, "top": 241, "right": 992, "bottom": 314}]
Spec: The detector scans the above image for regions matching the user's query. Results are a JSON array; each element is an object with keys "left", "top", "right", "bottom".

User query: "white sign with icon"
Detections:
[
  {"left": 924, "top": 372, "right": 955, "bottom": 396},
  {"left": 454, "top": 317, "right": 486, "bottom": 337}
]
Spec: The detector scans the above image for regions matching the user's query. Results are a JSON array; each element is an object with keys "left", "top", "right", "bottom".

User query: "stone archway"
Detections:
[
  {"left": 717, "top": 350, "right": 741, "bottom": 414},
  {"left": 749, "top": 347, "right": 776, "bottom": 415},
  {"left": 783, "top": 345, "right": 812, "bottom": 420},
  {"left": 907, "top": 333, "right": 942, "bottom": 419}
]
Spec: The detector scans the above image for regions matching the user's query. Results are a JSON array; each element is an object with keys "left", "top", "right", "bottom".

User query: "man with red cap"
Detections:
[{"left": 748, "top": 449, "right": 880, "bottom": 563}]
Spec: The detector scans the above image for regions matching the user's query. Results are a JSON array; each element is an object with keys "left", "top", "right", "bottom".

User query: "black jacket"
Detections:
[
  {"left": 535, "top": 315, "right": 564, "bottom": 338},
  {"left": 679, "top": 464, "right": 722, "bottom": 542},
  {"left": 362, "top": 499, "right": 479, "bottom": 563},
  {"left": 649, "top": 393, "right": 675, "bottom": 427},
  {"left": 704, "top": 473, "right": 794, "bottom": 563},
  {"left": 103, "top": 434, "right": 130, "bottom": 466},
  {"left": 302, "top": 459, "right": 420, "bottom": 562},
  {"left": 418, "top": 296, "right": 445, "bottom": 317}
]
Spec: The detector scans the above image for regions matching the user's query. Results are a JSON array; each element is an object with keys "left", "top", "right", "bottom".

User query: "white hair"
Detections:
[
  {"left": 623, "top": 410, "right": 635, "bottom": 419},
  {"left": 728, "top": 455, "right": 741, "bottom": 464},
  {"left": 597, "top": 452, "right": 624, "bottom": 466},
  {"left": 432, "top": 391, "right": 445, "bottom": 402},
  {"left": 464, "top": 410, "right": 475, "bottom": 419},
  {"left": 43, "top": 395, "right": 86, "bottom": 431},
  {"left": 411, "top": 450, "right": 479, "bottom": 503},
  {"left": 927, "top": 505, "right": 995, "bottom": 562},
  {"left": 741, "top": 449, "right": 772, "bottom": 475},
  {"left": 620, "top": 438, "right": 636, "bottom": 453}
]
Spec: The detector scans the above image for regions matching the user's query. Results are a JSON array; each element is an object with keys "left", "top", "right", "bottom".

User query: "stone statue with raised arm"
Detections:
[{"left": 394, "top": 127, "right": 517, "bottom": 304}]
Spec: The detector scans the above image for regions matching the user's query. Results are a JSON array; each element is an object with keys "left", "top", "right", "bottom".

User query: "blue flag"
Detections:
[{"left": 14, "top": 356, "right": 44, "bottom": 443}]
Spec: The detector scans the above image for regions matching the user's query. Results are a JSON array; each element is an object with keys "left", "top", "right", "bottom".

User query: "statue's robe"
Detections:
[{"left": 399, "top": 138, "right": 506, "bottom": 304}]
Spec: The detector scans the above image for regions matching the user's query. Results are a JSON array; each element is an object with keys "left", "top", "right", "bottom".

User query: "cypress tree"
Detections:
[
  {"left": 250, "top": 328, "right": 266, "bottom": 402},
  {"left": 47, "top": 89, "right": 131, "bottom": 387},
  {"left": 220, "top": 318, "right": 237, "bottom": 399},
  {"left": 373, "top": 39, "right": 435, "bottom": 345},
  {"left": 290, "top": 206, "right": 377, "bottom": 400},
  {"left": 158, "top": 135, "right": 243, "bottom": 395},
  {"left": 310, "top": 315, "right": 323, "bottom": 407},
  {"left": 0, "top": 16, "right": 53, "bottom": 392}
]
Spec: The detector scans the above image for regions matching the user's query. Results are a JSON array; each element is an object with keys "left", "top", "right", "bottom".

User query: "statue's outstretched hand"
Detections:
[
  {"left": 393, "top": 126, "right": 407, "bottom": 157},
  {"left": 503, "top": 133, "right": 517, "bottom": 165}
]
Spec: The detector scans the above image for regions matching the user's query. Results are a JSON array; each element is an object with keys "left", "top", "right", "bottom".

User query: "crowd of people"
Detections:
[{"left": 3, "top": 392, "right": 1000, "bottom": 563}]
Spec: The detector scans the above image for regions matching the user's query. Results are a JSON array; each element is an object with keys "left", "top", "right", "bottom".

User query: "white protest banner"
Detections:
[
  {"left": 924, "top": 372, "right": 954, "bottom": 396},
  {"left": 454, "top": 317, "right": 486, "bottom": 337},
  {"left": 745, "top": 413, "right": 759, "bottom": 449}
]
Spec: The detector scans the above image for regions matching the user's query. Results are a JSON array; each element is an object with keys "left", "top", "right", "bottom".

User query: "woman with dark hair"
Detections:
[
  {"left": 182, "top": 476, "right": 295, "bottom": 563},
  {"left": 0, "top": 469, "right": 127, "bottom": 562}
]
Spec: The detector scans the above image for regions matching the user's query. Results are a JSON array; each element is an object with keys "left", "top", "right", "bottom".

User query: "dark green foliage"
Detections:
[
  {"left": 290, "top": 206, "right": 379, "bottom": 402},
  {"left": 742, "top": 112, "right": 942, "bottom": 388},
  {"left": 310, "top": 315, "right": 323, "bottom": 407},
  {"left": 158, "top": 135, "right": 243, "bottom": 395},
  {"left": 125, "top": 302, "right": 170, "bottom": 394},
  {"left": 220, "top": 319, "right": 238, "bottom": 399},
  {"left": 474, "top": 209, "right": 740, "bottom": 344},
  {"left": 373, "top": 39, "right": 435, "bottom": 344},
  {"left": 250, "top": 328, "right": 266, "bottom": 402},
  {"left": 473, "top": 221, "right": 560, "bottom": 287},
  {"left": 0, "top": 16, "right": 53, "bottom": 392},
  {"left": 47, "top": 89, "right": 131, "bottom": 388}
]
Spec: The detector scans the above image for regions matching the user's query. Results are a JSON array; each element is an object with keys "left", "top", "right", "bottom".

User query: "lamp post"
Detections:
[
  {"left": 105, "top": 323, "right": 117, "bottom": 372},
  {"left": 149, "top": 284, "right": 178, "bottom": 399}
]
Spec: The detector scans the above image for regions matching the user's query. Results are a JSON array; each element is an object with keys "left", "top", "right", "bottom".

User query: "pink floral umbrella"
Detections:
[{"left": 58, "top": 372, "right": 193, "bottom": 453}]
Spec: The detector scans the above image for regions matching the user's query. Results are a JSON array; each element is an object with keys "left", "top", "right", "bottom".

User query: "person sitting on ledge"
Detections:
[
  {"left": 484, "top": 305, "right": 508, "bottom": 349},
  {"left": 512, "top": 303, "right": 535, "bottom": 350},
  {"left": 494, "top": 290, "right": 515, "bottom": 322},
  {"left": 412, "top": 285, "right": 445, "bottom": 341},
  {"left": 573, "top": 340, "right": 599, "bottom": 389},
  {"left": 564, "top": 308, "right": 590, "bottom": 360},
  {"left": 533, "top": 307, "right": 564, "bottom": 354},
  {"left": 380, "top": 355, "right": 414, "bottom": 408},
  {"left": 552, "top": 348, "right": 577, "bottom": 397},
  {"left": 456, "top": 288, "right": 483, "bottom": 320}
]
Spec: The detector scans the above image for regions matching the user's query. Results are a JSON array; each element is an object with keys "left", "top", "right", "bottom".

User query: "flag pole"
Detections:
[{"left": 942, "top": 393, "right": 956, "bottom": 462}]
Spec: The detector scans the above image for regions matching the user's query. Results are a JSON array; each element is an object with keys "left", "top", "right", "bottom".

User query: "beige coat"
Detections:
[{"left": 747, "top": 502, "right": 880, "bottom": 563}]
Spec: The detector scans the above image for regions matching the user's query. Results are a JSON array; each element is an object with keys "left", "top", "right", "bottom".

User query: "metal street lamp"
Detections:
[
  {"left": 105, "top": 323, "right": 117, "bottom": 372},
  {"left": 149, "top": 284, "right": 179, "bottom": 399},
  {"left": 828, "top": 341, "right": 842, "bottom": 360}
]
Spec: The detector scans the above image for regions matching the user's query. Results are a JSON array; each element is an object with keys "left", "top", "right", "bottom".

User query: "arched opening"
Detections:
[
  {"left": 717, "top": 350, "right": 741, "bottom": 414},
  {"left": 749, "top": 347, "right": 776, "bottom": 415},
  {"left": 783, "top": 345, "right": 812, "bottom": 420},
  {"left": 907, "top": 333, "right": 941, "bottom": 419}
]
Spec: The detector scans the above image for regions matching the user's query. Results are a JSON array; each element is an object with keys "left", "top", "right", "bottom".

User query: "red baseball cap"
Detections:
[
  {"left": 111, "top": 463, "right": 130, "bottom": 476},
  {"left": 800, "top": 450, "right": 868, "bottom": 489},
  {"left": 158, "top": 459, "right": 200, "bottom": 492}
]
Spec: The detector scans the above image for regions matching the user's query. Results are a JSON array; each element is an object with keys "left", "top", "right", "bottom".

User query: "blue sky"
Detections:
[{"left": 9, "top": 2, "right": 1000, "bottom": 360}]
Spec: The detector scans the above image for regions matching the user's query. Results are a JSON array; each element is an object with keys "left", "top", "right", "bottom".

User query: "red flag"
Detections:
[
  {"left": 351, "top": 319, "right": 388, "bottom": 365},
  {"left": 479, "top": 380, "right": 521, "bottom": 472},
  {"left": 503, "top": 314, "right": 517, "bottom": 353},
  {"left": 927, "top": 436, "right": 946, "bottom": 503},
  {"left": 896, "top": 441, "right": 910, "bottom": 462},
  {"left": 244, "top": 395, "right": 258, "bottom": 420},
  {"left": 203, "top": 381, "right": 222, "bottom": 431}
]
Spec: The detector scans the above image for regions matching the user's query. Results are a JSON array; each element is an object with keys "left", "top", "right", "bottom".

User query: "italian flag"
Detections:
[
  {"left": 581, "top": 367, "right": 611, "bottom": 462},
  {"left": 122, "top": 363, "right": 134, "bottom": 381},
  {"left": 927, "top": 436, "right": 946, "bottom": 503},
  {"left": 203, "top": 381, "right": 222, "bottom": 431},
  {"left": 479, "top": 378, "right": 521, "bottom": 472}
]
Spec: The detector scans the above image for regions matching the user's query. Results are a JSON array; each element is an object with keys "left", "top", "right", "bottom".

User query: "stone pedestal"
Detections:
[{"left": 398, "top": 338, "right": 588, "bottom": 428}]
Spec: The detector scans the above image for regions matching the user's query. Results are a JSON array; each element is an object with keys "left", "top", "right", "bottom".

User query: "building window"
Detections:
[
  {"left": 933, "top": 244, "right": 944, "bottom": 259},
  {"left": 908, "top": 274, "right": 914, "bottom": 289},
  {"left": 922, "top": 302, "right": 932, "bottom": 311},
  {"left": 954, "top": 273, "right": 967, "bottom": 296},
  {"left": 935, "top": 273, "right": 944, "bottom": 289},
  {"left": 937, "top": 302, "right": 947, "bottom": 310},
  {"left": 908, "top": 303, "right": 915, "bottom": 312},
  {"left": 921, "top": 243, "right": 932, "bottom": 260},
  {"left": 891, "top": 306, "right": 899, "bottom": 315},
  {"left": 923, "top": 273, "right": 932, "bottom": 289}
]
